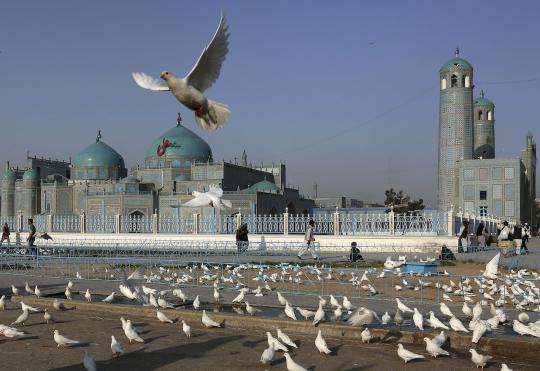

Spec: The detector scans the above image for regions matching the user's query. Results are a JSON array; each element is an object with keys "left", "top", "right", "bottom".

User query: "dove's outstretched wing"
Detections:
[
  {"left": 208, "top": 185, "right": 224, "bottom": 197},
  {"left": 132, "top": 72, "right": 170, "bottom": 91},
  {"left": 185, "top": 14, "right": 229, "bottom": 93},
  {"left": 221, "top": 199, "right": 232, "bottom": 208},
  {"left": 183, "top": 194, "right": 211, "bottom": 208}
]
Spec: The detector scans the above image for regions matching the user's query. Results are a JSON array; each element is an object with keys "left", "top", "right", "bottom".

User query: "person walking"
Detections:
[
  {"left": 476, "top": 222, "right": 487, "bottom": 250},
  {"left": 521, "top": 222, "right": 530, "bottom": 254},
  {"left": 298, "top": 219, "right": 318, "bottom": 260},
  {"left": 235, "top": 223, "right": 249, "bottom": 253},
  {"left": 457, "top": 220, "right": 470, "bottom": 253},
  {"left": 27, "top": 218, "right": 37, "bottom": 256},
  {"left": 0, "top": 223, "right": 10, "bottom": 248},
  {"left": 497, "top": 221, "right": 511, "bottom": 242}
]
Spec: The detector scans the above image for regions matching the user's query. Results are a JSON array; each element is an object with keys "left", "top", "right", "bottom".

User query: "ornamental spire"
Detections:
[
  {"left": 96, "top": 129, "right": 102, "bottom": 142},
  {"left": 480, "top": 90, "right": 484, "bottom": 98},
  {"left": 454, "top": 47, "right": 460, "bottom": 57},
  {"left": 176, "top": 112, "right": 182, "bottom": 127}
]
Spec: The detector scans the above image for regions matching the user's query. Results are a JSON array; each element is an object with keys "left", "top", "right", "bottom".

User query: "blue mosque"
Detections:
[{"left": 0, "top": 114, "right": 314, "bottom": 219}]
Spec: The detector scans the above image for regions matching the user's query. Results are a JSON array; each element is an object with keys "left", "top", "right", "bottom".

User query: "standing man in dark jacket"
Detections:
[
  {"left": 235, "top": 223, "right": 249, "bottom": 252},
  {"left": 27, "top": 219, "right": 36, "bottom": 256}
]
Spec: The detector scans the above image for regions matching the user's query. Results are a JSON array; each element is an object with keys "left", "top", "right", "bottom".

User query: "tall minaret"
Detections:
[
  {"left": 473, "top": 90, "right": 495, "bottom": 159},
  {"left": 437, "top": 48, "right": 474, "bottom": 212}
]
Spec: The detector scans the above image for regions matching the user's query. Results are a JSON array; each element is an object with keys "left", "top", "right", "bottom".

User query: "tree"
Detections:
[{"left": 384, "top": 188, "right": 425, "bottom": 214}]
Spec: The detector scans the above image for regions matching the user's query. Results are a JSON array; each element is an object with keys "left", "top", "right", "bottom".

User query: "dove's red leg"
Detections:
[{"left": 195, "top": 105, "right": 208, "bottom": 117}]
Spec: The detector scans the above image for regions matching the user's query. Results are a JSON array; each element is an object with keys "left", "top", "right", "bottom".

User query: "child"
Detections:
[{"left": 349, "top": 242, "right": 363, "bottom": 262}]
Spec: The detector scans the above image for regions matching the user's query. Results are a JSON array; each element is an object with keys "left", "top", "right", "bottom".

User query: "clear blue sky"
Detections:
[{"left": 1, "top": 0, "right": 539, "bottom": 206}]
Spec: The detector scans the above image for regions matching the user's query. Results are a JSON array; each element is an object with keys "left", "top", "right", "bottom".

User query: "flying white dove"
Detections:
[
  {"left": 54, "top": 329, "right": 80, "bottom": 347},
  {"left": 469, "top": 348, "right": 492, "bottom": 369},
  {"left": 284, "top": 352, "right": 309, "bottom": 371},
  {"left": 183, "top": 186, "right": 232, "bottom": 209},
  {"left": 424, "top": 337, "right": 449, "bottom": 358},
  {"left": 83, "top": 351, "right": 97, "bottom": 371},
  {"left": 397, "top": 343, "right": 425, "bottom": 363},
  {"left": 111, "top": 335, "right": 124, "bottom": 356},
  {"left": 315, "top": 329, "right": 332, "bottom": 354},
  {"left": 132, "top": 14, "right": 231, "bottom": 131}
]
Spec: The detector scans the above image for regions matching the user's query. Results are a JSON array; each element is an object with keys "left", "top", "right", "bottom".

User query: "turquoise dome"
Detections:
[
  {"left": 120, "top": 175, "right": 139, "bottom": 183},
  {"left": 74, "top": 140, "right": 125, "bottom": 168},
  {"left": 145, "top": 124, "right": 212, "bottom": 165},
  {"left": 245, "top": 180, "right": 280, "bottom": 193},
  {"left": 440, "top": 57, "right": 473, "bottom": 72},
  {"left": 23, "top": 168, "right": 38, "bottom": 181},
  {"left": 2, "top": 169, "right": 15, "bottom": 181},
  {"left": 474, "top": 97, "right": 494, "bottom": 106}
]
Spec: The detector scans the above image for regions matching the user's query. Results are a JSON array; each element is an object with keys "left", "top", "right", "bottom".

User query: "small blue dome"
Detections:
[
  {"left": 146, "top": 124, "right": 212, "bottom": 162},
  {"left": 245, "top": 180, "right": 280, "bottom": 193},
  {"left": 23, "top": 168, "right": 39, "bottom": 181},
  {"left": 74, "top": 140, "right": 125, "bottom": 168},
  {"left": 474, "top": 97, "right": 494, "bottom": 106},
  {"left": 2, "top": 168, "right": 15, "bottom": 181},
  {"left": 440, "top": 57, "right": 473, "bottom": 72}
]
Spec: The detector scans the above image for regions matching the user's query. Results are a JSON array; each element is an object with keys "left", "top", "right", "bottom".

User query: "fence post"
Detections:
[
  {"left": 80, "top": 212, "right": 86, "bottom": 233},
  {"left": 389, "top": 206, "right": 395, "bottom": 236},
  {"left": 447, "top": 207, "right": 454, "bottom": 237},
  {"left": 152, "top": 210, "right": 158, "bottom": 234},
  {"left": 47, "top": 214, "right": 53, "bottom": 232},
  {"left": 333, "top": 207, "right": 340, "bottom": 236},
  {"left": 283, "top": 208, "right": 289, "bottom": 235},
  {"left": 193, "top": 213, "right": 199, "bottom": 235},
  {"left": 16, "top": 213, "right": 23, "bottom": 232},
  {"left": 115, "top": 214, "right": 121, "bottom": 234}
]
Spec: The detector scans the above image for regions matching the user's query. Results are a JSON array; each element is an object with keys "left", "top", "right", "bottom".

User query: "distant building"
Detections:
[
  {"left": 314, "top": 197, "right": 363, "bottom": 209},
  {"left": 0, "top": 115, "right": 314, "bottom": 219},
  {"left": 437, "top": 50, "right": 536, "bottom": 224}
]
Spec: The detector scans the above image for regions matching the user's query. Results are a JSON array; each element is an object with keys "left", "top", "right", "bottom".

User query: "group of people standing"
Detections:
[{"left": 457, "top": 219, "right": 532, "bottom": 253}]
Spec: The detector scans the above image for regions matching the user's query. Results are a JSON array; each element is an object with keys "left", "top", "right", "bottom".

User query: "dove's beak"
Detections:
[{"left": 160, "top": 72, "right": 166, "bottom": 79}]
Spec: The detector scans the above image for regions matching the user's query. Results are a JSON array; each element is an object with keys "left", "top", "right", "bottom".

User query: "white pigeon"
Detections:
[
  {"left": 449, "top": 316, "right": 469, "bottom": 333},
  {"left": 284, "top": 352, "right": 309, "bottom": 371},
  {"left": 83, "top": 351, "right": 97, "bottom": 371},
  {"left": 315, "top": 329, "right": 332, "bottom": 354},
  {"left": 183, "top": 186, "right": 232, "bottom": 209},
  {"left": 25, "top": 282, "right": 33, "bottom": 295},
  {"left": 213, "top": 288, "right": 221, "bottom": 303},
  {"left": 330, "top": 295, "right": 340, "bottom": 308},
  {"left": 173, "top": 288, "right": 188, "bottom": 302},
  {"left": 193, "top": 295, "right": 201, "bottom": 310},
  {"left": 424, "top": 337, "right": 449, "bottom": 358},
  {"left": 124, "top": 320, "right": 144, "bottom": 343},
  {"left": 347, "top": 307, "right": 379, "bottom": 326},
  {"left": 102, "top": 292, "right": 115, "bottom": 303},
  {"left": 20, "top": 302, "right": 39, "bottom": 312},
  {"left": 395, "top": 309, "right": 404, "bottom": 326},
  {"left": 396, "top": 298, "right": 413, "bottom": 313},
  {"left": 157, "top": 309, "right": 174, "bottom": 324},
  {"left": 132, "top": 14, "right": 231, "bottom": 131},
  {"left": 518, "top": 312, "right": 529, "bottom": 323},
  {"left": 483, "top": 253, "right": 500, "bottom": 279},
  {"left": 428, "top": 311, "right": 449, "bottom": 330},
  {"left": 473, "top": 302, "right": 482, "bottom": 319},
  {"left": 0, "top": 325, "right": 25, "bottom": 338},
  {"left": 397, "top": 343, "right": 425, "bottom": 363},
  {"left": 53, "top": 299, "right": 66, "bottom": 311},
  {"left": 245, "top": 301, "right": 260, "bottom": 316},
  {"left": 440, "top": 303, "right": 454, "bottom": 317},
  {"left": 158, "top": 297, "right": 174, "bottom": 309},
  {"left": 65, "top": 286, "right": 72, "bottom": 300},
  {"left": 318, "top": 296, "right": 327, "bottom": 307},
  {"left": 313, "top": 302, "right": 325, "bottom": 326},
  {"left": 260, "top": 344, "right": 275, "bottom": 365},
  {"left": 11, "top": 309, "right": 29, "bottom": 326},
  {"left": 277, "top": 328, "right": 297, "bottom": 349},
  {"left": 44, "top": 309, "right": 53, "bottom": 324},
  {"left": 202, "top": 310, "right": 221, "bottom": 328},
  {"left": 381, "top": 311, "right": 391, "bottom": 325},
  {"left": 182, "top": 320, "right": 192, "bottom": 337},
  {"left": 472, "top": 321, "right": 489, "bottom": 343},
  {"left": 462, "top": 302, "right": 473, "bottom": 318},
  {"left": 500, "top": 364, "right": 513, "bottom": 371},
  {"left": 296, "top": 307, "right": 315, "bottom": 320},
  {"left": 277, "top": 292, "right": 288, "bottom": 306},
  {"left": 232, "top": 290, "right": 245, "bottom": 303},
  {"left": 266, "top": 331, "right": 288, "bottom": 352},
  {"left": 284, "top": 302, "right": 297, "bottom": 321},
  {"left": 469, "top": 348, "right": 492, "bottom": 369},
  {"left": 361, "top": 327, "right": 372, "bottom": 344},
  {"left": 34, "top": 285, "right": 42, "bottom": 298},
  {"left": 432, "top": 331, "right": 447, "bottom": 347},
  {"left": 54, "top": 329, "right": 79, "bottom": 347},
  {"left": 11, "top": 285, "right": 19, "bottom": 296},
  {"left": 413, "top": 308, "right": 424, "bottom": 330},
  {"left": 343, "top": 296, "right": 354, "bottom": 311},
  {"left": 84, "top": 288, "right": 92, "bottom": 302},
  {"left": 111, "top": 335, "right": 124, "bottom": 356}
]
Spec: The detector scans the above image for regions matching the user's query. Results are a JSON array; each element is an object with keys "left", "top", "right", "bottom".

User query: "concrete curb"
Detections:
[{"left": 11, "top": 296, "right": 540, "bottom": 360}]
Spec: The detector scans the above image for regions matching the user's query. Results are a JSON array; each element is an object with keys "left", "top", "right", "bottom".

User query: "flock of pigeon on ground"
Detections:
[{"left": 1, "top": 252, "right": 539, "bottom": 370}]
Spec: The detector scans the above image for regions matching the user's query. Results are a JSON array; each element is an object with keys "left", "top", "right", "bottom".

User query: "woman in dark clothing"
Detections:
[{"left": 235, "top": 223, "right": 249, "bottom": 252}]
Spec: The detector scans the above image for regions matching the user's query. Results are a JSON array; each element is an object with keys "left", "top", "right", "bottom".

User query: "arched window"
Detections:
[
  {"left": 441, "top": 78, "right": 447, "bottom": 90},
  {"left": 451, "top": 74, "right": 458, "bottom": 87},
  {"left": 464, "top": 75, "right": 470, "bottom": 88},
  {"left": 487, "top": 110, "right": 492, "bottom": 120},
  {"left": 478, "top": 110, "right": 483, "bottom": 120},
  {"left": 171, "top": 159, "right": 180, "bottom": 168}
]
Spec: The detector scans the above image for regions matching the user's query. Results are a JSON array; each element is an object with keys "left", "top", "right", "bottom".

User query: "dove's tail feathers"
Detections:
[
  {"left": 195, "top": 100, "right": 230, "bottom": 131},
  {"left": 221, "top": 199, "right": 232, "bottom": 208}
]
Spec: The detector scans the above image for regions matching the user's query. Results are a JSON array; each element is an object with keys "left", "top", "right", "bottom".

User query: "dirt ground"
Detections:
[{"left": 0, "top": 302, "right": 537, "bottom": 371}]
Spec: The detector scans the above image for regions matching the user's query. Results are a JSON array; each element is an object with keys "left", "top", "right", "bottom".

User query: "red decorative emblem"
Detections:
[{"left": 157, "top": 138, "right": 177, "bottom": 157}]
